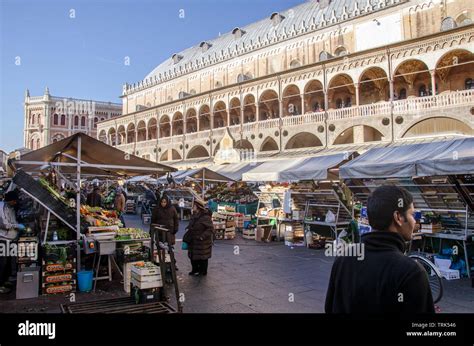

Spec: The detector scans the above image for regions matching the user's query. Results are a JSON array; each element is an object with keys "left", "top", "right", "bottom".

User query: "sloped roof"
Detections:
[{"left": 143, "top": 0, "right": 392, "bottom": 82}]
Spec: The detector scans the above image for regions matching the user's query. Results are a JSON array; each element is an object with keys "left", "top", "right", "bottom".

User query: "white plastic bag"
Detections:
[{"left": 325, "top": 210, "right": 336, "bottom": 223}]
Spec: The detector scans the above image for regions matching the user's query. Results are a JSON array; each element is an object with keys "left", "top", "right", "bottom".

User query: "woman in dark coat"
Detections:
[
  {"left": 183, "top": 199, "right": 214, "bottom": 276},
  {"left": 151, "top": 195, "right": 179, "bottom": 245}
]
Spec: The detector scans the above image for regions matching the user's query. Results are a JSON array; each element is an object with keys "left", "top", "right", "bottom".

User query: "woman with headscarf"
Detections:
[{"left": 183, "top": 199, "right": 214, "bottom": 276}]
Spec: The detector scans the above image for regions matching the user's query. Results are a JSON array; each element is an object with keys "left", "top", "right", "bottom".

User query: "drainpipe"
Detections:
[
  {"left": 323, "top": 64, "right": 329, "bottom": 149},
  {"left": 387, "top": 48, "right": 395, "bottom": 144}
]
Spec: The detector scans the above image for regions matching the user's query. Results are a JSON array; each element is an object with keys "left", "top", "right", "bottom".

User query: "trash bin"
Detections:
[{"left": 77, "top": 270, "right": 93, "bottom": 292}]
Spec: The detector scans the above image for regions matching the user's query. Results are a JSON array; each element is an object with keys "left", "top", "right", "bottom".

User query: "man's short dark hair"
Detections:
[
  {"left": 4, "top": 190, "right": 19, "bottom": 202},
  {"left": 367, "top": 185, "right": 414, "bottom": 231}
]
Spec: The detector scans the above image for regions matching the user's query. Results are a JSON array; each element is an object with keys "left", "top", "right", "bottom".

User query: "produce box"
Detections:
[
  {"left": 43, "top": 273, "right": 75, "bottom": 284},
  {"left": 42, "top": 259, "right": 76, "bottom": 273},
  {"left": 42, "top": 281, "right": 76, "bottom": 295},
  {"left": 131, "top": 262, "right": 161, "bottom": 276},
  {"left": 131, "top": 271, "right": 161, "bottom": 283},
  {"left": 439, "top": 268, "right": 460, "bottom": 280},
  {"left": 123, "top": 261, "right": 143, "bottom": 293},
  {"left": 132, "top": 287, "right": 163, "bottom": 304},
  {"left": 131, "top": 277, "right": 163, "bottom": 289}
]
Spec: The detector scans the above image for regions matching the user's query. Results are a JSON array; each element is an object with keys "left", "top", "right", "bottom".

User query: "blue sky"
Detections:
[{"left": 0, "top": 0, "right": 304, "bottom": 152}]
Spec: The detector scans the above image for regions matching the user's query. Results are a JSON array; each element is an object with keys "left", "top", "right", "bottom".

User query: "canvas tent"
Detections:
[
  {"left": 10, "top": 133, "right": 176, "bottom": 270},
  {"left": 242, "top": 152, "right": 356, "bottom": 182},
  {"left": 209, "top": 162, "right": 263, "bottom": 181},
  {"left": 339, "top": 137, "right": 474, "bottom": 179}
]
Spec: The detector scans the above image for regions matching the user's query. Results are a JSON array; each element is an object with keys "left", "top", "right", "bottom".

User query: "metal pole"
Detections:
[
  {"left": 76, "top": 135, "right": 82, "bottom": 272},
  {"left": 202, "top": 170, "right": 205, "bottom": 199}
]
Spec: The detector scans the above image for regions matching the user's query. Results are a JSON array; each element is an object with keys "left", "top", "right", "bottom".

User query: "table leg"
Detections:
[
  {"left": 463, "top": 241, "right": 471, "bottom": 279},
  {"left": 93, "top": 254, "right": 101, "bottom": 292},
  {"left": 108, "top": 255, "right": 112, "bottom": 281}
]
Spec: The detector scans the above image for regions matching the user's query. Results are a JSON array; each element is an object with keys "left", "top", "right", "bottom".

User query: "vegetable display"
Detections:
[
  {"left": 116, "top": 228, "right": 150, "bottom": 240},
  {"left": 80, "top": 205, "right": 121, "bottom": 227}
]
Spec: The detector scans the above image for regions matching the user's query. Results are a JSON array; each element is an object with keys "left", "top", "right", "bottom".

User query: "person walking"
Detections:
[
  {"left": 183, "top": 199, "right": 214, "bottom": 276},
  {"left": 151, "top": 195, "right": 179, "bottom": 269},
  {"left": 325, "top": 185, "right": 434, "bottom": 313}
]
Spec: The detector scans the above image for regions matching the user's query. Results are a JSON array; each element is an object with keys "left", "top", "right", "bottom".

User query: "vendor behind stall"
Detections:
[
  {"left": 86, "top": 186, "right": 102, "bottom": 207},
  {"left": 0, "top": 190, "right": 25, "bottom": 294},
  {"left": 114, "top": 187, "right": 126, "bottom": 227}
]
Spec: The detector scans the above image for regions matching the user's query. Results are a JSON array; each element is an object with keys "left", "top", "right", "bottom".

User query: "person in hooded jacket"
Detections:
[
  {"left": 151, "top": 194, "right": 179, "bottom": 245},
  {"left": 325, "top": 185, "right": 434, "bottom": 314},
  {"left": 183, "top": 199, "right": 214, "bottom": 276}
]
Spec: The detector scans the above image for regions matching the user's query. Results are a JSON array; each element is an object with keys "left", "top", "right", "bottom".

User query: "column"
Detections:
[
  {"left": 430, "top": 70, "right": 436, "bottom": 96},
  {"left": 353, "top": 125, "right": 364, "bottom": 144},
  {"left": 146, "top": 127, "right": 149, "bottom": 141},
  {"left": 279, "top": 98, "right": 283, "bottom": 118},
  {"left": 355, "top": 83, "right": 360, "bottom": 106},
  {"left": 256, "top": 104, "right": 259, "bottom": 122},
  {"left": 300, "top": 93, "right": 305, "bottom": 115},
  {"left": 324, "top": 89, "right": 329, "bottom": 111},
  {"left": 389, "top": 79, "right": 394, "bottom": 102}
]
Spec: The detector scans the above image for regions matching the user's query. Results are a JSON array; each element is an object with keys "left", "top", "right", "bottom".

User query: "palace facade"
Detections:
[
  {"left": 24, "top": 88, "right": 122, "bottom": 150},
  {"left": 96, "top": 0, "right": 474, "bottom": 169}
]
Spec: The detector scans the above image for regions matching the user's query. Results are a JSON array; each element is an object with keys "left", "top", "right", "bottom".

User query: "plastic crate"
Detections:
[{"left": 439, "top": 268, "right": 460, "bottom": 280}]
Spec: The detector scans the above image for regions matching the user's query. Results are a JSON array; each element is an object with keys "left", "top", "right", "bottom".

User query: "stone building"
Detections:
[
  {"left": 24, "top": 88, "right": 122, "bottom": 150},
  {"left": 96, "top": 0, "right": 474, "bottom": 169}
]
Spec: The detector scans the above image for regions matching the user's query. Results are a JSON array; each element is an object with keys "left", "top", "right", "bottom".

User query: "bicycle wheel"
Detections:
[{"left": 409, "top": 254, "right": 443, "bottom": 304}]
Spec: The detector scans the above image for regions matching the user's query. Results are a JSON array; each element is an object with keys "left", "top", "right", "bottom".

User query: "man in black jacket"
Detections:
[{"left": 325, "top": 185, "right": 434, "bottom": 313}]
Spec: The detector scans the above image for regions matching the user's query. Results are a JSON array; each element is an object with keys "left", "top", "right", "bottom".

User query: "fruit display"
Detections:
[
  {"left": 205, "top": 183, "right": 258, "bottom": 204},
  {"left": 80, "top": 205, "right": 121, "bottom": 227},
  {"left": 116, "top": 228, "right": 150, "bottom": 240}
]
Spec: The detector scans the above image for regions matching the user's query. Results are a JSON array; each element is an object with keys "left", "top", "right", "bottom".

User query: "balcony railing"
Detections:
[
  {"left": 242, "top": 122, "right": 258, "bottom": 133},
  {"left": 110, "top": 89, "right": 473, "bottom": 150},
  {"left": 212, "top": 127, "right": 226, "bottom": 138},
  {"left": 282, "top": 112, "right": 325, "bottom": 126},
  {"left": 136, "top": 140, "right": 156, "bottom": 149},
  {"left": 258, "top": 118, "right": 280, "bottom": 130},
  {"left": 393, "top": 89, "right": 474, "bottom": 114},
  {"left": 116, "top": 143, "right": 134, "bottom": 152}
]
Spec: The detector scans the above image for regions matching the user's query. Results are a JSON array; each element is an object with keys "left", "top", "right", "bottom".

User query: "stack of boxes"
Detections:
[
  {"left": 212, "top": 212, "right": 236, "bottom": 240},
  {"left": 42, "top": 257, "right": 77, "bottom": 295},
  {"left": 131, "top": 262, "right": 163, "bottom": 289}
]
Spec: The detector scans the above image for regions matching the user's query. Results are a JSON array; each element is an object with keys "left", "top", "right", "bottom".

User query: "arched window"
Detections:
[
  {"left": 94, "top": 117, "right": 98, "bottom": 128},
  {"left": 74, "top": 116, "right": 79, "bottom": 126},
  {"left": 336, "top": 98, "right": 343, "bottom": 109},
  {"left": 60, "top": 114, "right": 66, "bottom": 126},
  {"left": 398, "top": 88, "right": 407, "bottom": 100},
  {"left": 36, "top": 138, "right": 40, "bottom": 149},
  {"left": 31, "top": 114, "right": 35, "bottom": 124},
  {"left": 30, "top": 139, "right": 34, "bottom": 149},
  {"left": 81, "top": 116, "right": 86, "bottom": 127},
  {"left": 53, "top": 113, "right": 58, "bottom": 125},
  {"left": 345, "top": 97, "right": 352, "bottom": 108},
  {"left": 465, "top": 78, "right": 474, "bottom": 90},
  {"left": 53, "top": 138, "right": 57, "bottom": 143},
  {"left": 290, "top": 60, "right": 301, "bottom": 68},
  {"left": 418, "top": 84, "right": 427, "bottom": 97},
  {"left": 334, "top": 46, "right": 348, "bottom": 57}
]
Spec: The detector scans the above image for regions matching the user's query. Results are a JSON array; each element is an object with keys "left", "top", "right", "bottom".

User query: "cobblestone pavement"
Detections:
[{"left": 1, "top": 214, "right": 473, "bottom": 313}]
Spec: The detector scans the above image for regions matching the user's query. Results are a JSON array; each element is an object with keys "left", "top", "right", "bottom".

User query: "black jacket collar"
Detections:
[{"left": 361, "top": 231, "right": 406, "bottom": 253}]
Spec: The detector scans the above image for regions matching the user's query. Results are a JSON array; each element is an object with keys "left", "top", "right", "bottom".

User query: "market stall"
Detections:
[
  {"left": 9, "top": 133, "right": 177, "bottom": 300},
  {"left": 242, "top": 152, "right": 356, "bottom": 245},
  {"left": 340, "top": 137, "right": 474, "bottom": 278}
]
